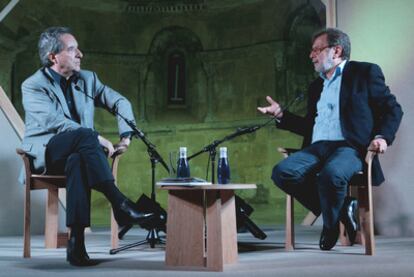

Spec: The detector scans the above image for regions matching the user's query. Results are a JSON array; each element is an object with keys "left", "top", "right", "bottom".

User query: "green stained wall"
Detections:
[{"left": 0, "top": 0, "right": 325, "bottom": 227}]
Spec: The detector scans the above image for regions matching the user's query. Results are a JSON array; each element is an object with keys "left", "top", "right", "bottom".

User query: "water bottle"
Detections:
[
  {"left": 217, "top": 147, "right": 230, "bottom": 184},
  {"left": 176, "top": 147, "right": 190, "bottom": 178}
]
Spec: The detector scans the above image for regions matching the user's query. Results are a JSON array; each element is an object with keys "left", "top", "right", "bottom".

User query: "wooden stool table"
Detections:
[{"left": 159, "top": 184, "right": 256, "bottom": 271}]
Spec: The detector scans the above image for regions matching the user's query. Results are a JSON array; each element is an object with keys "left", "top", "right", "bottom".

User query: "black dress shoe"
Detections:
[
  {"left": 319, "top": 224, "right": 339, "bottom": 251},
  {"left": 67, "top": 237, "right": 98, "bottom": 266},
  {"left": 114, "top": 199, "right": 155, "bottom": 226},
  {"left": 340, "top": 196, "right": 359, "bottom": 245}
]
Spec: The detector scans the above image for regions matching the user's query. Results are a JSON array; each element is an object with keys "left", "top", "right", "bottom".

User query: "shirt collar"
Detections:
[
  {"left": 320, "top": 60, "right": 347, "bottom": 81},
  {"left": 47, "top": 67, "right": 79, "bottom": 86}
]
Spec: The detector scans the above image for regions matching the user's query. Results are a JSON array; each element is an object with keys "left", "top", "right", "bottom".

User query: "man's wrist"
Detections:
[
  {"left": 374, "top": 135, "right": 388, "bottom": 145},
  {"left": 120, "top": 131, "right": 133, "bottom": 140}
]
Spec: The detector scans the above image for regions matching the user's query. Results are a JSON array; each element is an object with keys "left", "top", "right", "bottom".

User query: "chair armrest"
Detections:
[
  {"left": 16, "top": 148, "right": 31, "bottom": 168},
  {"left": 110, "top": 145, "right": 126, "bottom": 182},
  {"left": 16, "top": 148, "right": 26, "bottom": 156}
]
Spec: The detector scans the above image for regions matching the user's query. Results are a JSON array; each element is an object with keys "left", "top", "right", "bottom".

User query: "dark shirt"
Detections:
[
  {"left": 48, "top": 68, "right": 133, "bottom": 139},
  {"left": 48, "top": 68, "right": 80, "bottom": 123}
]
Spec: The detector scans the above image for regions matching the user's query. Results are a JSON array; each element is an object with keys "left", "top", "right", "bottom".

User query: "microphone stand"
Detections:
[
  {"left": 74, "top": 86, "right": 170, "bottom": 253},
  {"left": 187, "top": 93, "right": 303, "bottom": 240},
  {"left": 109, "top": 116, "right": 170, "bottom": 254},
  {"left": 187, "top": 122, "right": 272, "bottom": 240}
]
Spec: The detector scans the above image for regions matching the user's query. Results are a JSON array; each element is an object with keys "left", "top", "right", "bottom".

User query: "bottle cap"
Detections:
[
  {"left": 219, "top": 147, "right": 227, "bottom": 156},
  {"left": 179, "top": 147, "right": 187, "bottom": 158}
]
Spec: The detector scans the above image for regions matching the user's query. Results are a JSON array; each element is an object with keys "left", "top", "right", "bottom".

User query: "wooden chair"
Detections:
[
  {"left": 17, "top": 148, "right": 124, "bottom": 258},
  {"left": 277, "top": 147, "right": 376, "bottom": 255}
]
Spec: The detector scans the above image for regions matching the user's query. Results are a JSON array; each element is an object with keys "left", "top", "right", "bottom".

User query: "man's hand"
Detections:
[
  {"left": 368, "top": 138, "right": 387, "bottom": 154},
  {"left": 257, "top": 96, "right": 283, "bottom": 118},
  {"left": 114, "top": 137, "right": 131, "bottom": 155},
  {"left": 98, "top": 135, "right": 115, "bottom": 157}
]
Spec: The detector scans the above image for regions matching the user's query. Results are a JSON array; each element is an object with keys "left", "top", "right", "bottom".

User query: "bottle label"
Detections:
[
  {"left": 217, "top": 157, "right": 230, "bottom": 184},
  {"left": 177, "top": 147, "right": 190, "bottom": 178}
]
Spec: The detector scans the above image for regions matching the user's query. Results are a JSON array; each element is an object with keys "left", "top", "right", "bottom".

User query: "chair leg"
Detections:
[
  {"left": 23, "top": 184, "right": 31, "bottom": 258},
  {"left": 285, "top": 194, "right": 294, "bottom": 250},
  {"left": 349, "top": 186, "right": 364, "bottom": 245},
  {"left": 358, "top": 186, "right": 375, "bottom": 255},
  {"left": 45, "top": 188, "right": 59, "bottom": 248},
  {"left": 339, "top": 222, "right": 351, "bottom": 246},
  {"left": 111, "top": 209, "right": 119, "bottom": 249},
  {"left": 56, "top": 189, "right": 68, "bottom": 248},
  {"left": 340, "top": 188, "right": 352, "bottom": 246},
  {"left": 111, "top": 155, "right": 120, "bottom": 249}
]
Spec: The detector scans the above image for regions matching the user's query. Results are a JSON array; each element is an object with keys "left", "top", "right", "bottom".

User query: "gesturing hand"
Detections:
[{"left": 257, "top": 96, "right": 283, "bottom": 118}]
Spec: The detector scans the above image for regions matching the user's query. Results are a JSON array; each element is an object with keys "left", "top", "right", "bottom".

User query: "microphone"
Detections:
[
  {"left": 74, "top": 85, "right": 81, "bottom": 91},
  {"left": 236, "top": 125, "right": 261, "bottom": 135},
  {"left": 271, "top": 91, "right": 304, "bottom": 119},
  {"left": 282, "top": 91, "right": 304, "bottom": 113}
]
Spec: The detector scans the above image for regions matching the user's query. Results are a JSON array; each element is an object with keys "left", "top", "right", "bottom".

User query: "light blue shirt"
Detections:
[{"left": 311, "top": 60, "right": 347, "bottom": 143}]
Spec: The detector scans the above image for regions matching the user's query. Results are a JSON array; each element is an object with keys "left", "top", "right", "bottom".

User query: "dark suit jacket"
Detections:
[{"left": 277, "top": 61, "right": 403, "bottom": 186}]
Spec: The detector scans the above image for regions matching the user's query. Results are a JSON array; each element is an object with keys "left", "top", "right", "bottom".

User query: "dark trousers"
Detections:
[
  {"left": 46, "top": 128, "right": 114, "bottom": 227},
  {"left": 272, "top": 141, "right": 363, "bottom": 229}
]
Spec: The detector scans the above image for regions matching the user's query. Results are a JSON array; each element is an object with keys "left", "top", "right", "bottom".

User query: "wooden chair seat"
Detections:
[{"left": 277, "top": 147, "right": 376, "bottom": 255}]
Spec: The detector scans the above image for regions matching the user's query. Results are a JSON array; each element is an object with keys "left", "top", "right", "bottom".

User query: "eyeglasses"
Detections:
[{"left": 310, "top": 45, "right": 332, "bottom": 55}]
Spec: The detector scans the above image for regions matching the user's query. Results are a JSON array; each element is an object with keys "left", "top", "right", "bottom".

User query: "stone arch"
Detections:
[{"left": 148, "top": 26, "right": 203, "bottom": 55}]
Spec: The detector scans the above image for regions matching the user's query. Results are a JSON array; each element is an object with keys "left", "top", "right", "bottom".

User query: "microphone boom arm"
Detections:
[
  {"left": 76, "top": 87, "right": 170, "bottom": 173},
  {"left": 188, "top": 92, "right": 304, "bottom": 161}
]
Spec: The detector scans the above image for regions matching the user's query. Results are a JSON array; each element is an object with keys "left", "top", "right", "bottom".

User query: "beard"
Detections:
[{"left": 315, "top": 58, "right": 335, "bottom": 74}]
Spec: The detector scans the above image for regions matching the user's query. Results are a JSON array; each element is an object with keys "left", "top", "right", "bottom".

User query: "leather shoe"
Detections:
[
  {"left": 67, "top": 237, "right": 98, "bottom": 266},
  {"left": 319, "top": 224, "right": 339, "bottom": 251},
  {"left": 340, "top": 196, "right": 359, "bottom": 245},
  {"left": 114, "top": 199, "right": 155, "bottom": 226}
]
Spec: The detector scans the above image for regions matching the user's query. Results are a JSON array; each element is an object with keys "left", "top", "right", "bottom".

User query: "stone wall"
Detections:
[{"left": 0, "top": 0, "right": 325, "bottom": 226}]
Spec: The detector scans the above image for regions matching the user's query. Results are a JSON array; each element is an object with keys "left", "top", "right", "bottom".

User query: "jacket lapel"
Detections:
[
  {"left": 42, "top": 68, "right": 72, "bottom": 118},
  {"left": 72, "top": 77, "right": 86, "bottom": 123},
  {"left": 339, "top": 61, "right": 352, "bottom": 113}
]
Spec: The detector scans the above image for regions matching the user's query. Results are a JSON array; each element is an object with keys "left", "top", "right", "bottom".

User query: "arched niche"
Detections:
[{"left": 144, "top": 26, "right": 207, "bottom": 123}]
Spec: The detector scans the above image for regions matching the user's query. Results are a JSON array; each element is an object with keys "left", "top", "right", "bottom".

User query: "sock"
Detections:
[
  {"left": 94, "top": 181, "right": 126, "bottom": 209},
  {"left": 70, "top": 226, "right": 85, "bottom": 247}
]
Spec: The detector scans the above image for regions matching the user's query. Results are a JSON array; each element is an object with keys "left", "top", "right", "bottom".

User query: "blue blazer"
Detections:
[{"left": 277, "top": 61, "right": 403, "bottom": 186}]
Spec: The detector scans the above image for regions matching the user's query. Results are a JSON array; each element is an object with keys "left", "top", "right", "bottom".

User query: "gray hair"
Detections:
[
  {"left": 38, "top": 27, "right": 72, "bottom": 67},
  {"left": 312, "top": 28, "right": 351, "bottom": 60}
]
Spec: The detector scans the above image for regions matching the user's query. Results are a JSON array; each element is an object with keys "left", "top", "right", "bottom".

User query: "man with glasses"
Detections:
[{"left": 258, "top": 28, "right": 403, "bottom": 250}]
